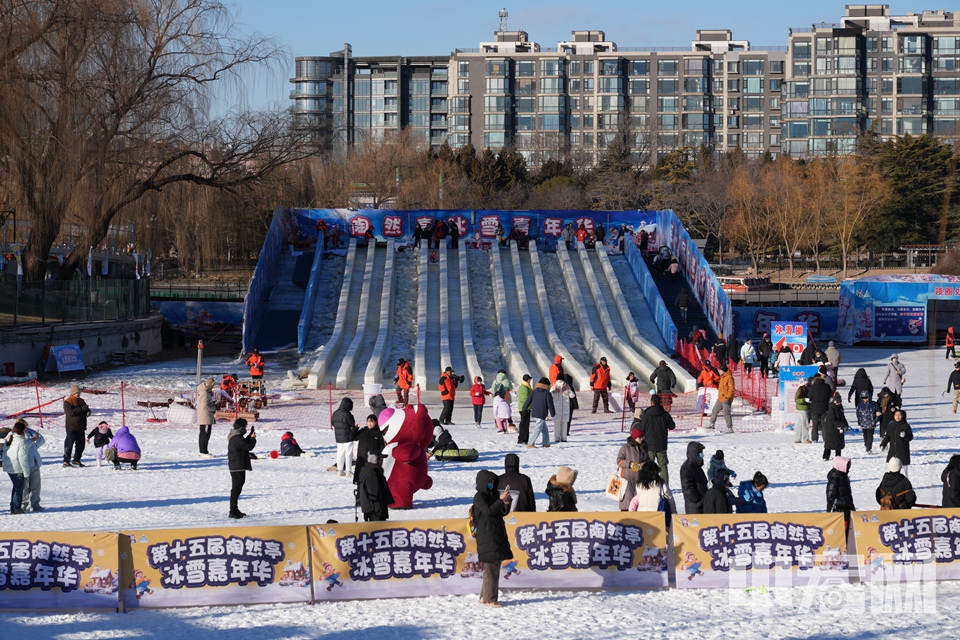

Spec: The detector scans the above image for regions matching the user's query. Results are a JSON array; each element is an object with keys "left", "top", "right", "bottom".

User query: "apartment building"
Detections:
[{"left": 782, "top": 4, "right": 960, "bottom": 157}]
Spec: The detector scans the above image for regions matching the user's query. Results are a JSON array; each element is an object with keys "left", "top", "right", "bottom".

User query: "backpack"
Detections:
[
  {"left": 879, "top": 489, "right": 910, "bottom": 510},
  {"left": 468, "top": 505, "right": 477, "bottom": 538}
]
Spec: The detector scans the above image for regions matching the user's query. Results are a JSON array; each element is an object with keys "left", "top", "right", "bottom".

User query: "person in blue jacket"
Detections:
[{"left": 737, "top": 472, "right": 769, "bottom": 513}]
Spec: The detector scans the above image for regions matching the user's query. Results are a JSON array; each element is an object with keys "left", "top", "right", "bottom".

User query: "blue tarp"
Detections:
[
  {"left": 45, "top": 345, "right": 85, "bottom": 374},
  {"left": 837, "top": 274, "right": 960, "bottom": 344}
]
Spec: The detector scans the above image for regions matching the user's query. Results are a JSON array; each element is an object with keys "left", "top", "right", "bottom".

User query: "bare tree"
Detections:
[
  {"left": 762, "top": 159, "right": 808, "bottom": 277},
  {"left": 803, "top": 158, "right": 834, "bottom": 274},
  {"left": 0, "top": 0, "right": 314, "bottom": 281},
  {"left": 826, "top": 157, "right": 890, "bottom": 279},
  {"left": 726, "top": 162, "right": 775, "bottom": 272}
]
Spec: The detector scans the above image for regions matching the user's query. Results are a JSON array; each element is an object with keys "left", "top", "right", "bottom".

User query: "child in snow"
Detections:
[
  {"left": 470, "top": 376, "right": 490, "bottom": 428},
  {"left": 737, "top": 472, "right": 769, "bottom": 513},
  {"left": 855, "top": 391, "right": 881, "bottom": 454},
  {"left": 86, "top": 421, "right": 114, "bottom": 467},
  {"left": 624, "top": 372, "right": 640, "bottom": 414},
  {"left": 280, "top": 432, "right": 304, "bottom": 457},
  {"left": 707, "top": 450, "right": 736, "bottom": 485},
  {"left": 492, "top": 390, "right": 512, "bottom": 434}
]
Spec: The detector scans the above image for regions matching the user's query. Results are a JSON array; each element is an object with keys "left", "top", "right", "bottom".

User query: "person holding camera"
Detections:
[
  {"left": 439, "top": 367, "right": 464, "bottom": 425},
  {"left": 473, "top": 469, "right": 514, "bottom": 607},
  {"left": 62, "top": 384, "right": 91, "bottom": 468},
  {"left": 227, "top": 418, "right": 256, "bottom": 519}
]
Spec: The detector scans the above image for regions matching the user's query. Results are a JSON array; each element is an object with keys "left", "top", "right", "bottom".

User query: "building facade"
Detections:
[{"left": 290, "top": 4, "right": 960, "bottom": 166}]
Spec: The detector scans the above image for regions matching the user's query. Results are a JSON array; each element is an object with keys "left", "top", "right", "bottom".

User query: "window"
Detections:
[
  {"left": 936, "top": 79, "right": 960, "bottom": 95},
  {"left": 743, "top": 60, "right": 764, "bottom": 75},
  {"left": 385, "top": 96, "right": 399, "bottom": 108},
  {"left": 484, "top": 96, "right": 509, "bottom": 111},
  {"left": 598, "top": 114, "right": 620, "bottom": 129},
  {"left": 727, "top": 61, "right": 740, "bottom": 73},
  {"left": 882, "top": 78, "right": 894, "bottom": 94},
  {"left": 728, "top": 97, "right": 740, "bottom": 110},
  {"left": 898, "top": 96, "right": 924, "bottom": 115},
  {"left": 658, "top": 96, "right": 679, "bottom": 112},
  {"left": 881, "top": 98, "right": 893, "bottom": 113},
  {"left": 793, "top": 41, "right": 812, "bottom": 59},
  {"left": 450, "top": 96, "right": 470, "bottom": 113},
  {"left": 582, "top": 114, "right": 595, "bottom": 128},
  {"left": 936, "top": 57, "right": 960, "bottom": 72},
  {"left": 727, "top": 115, "right": 739, "bottom": 128},
  {"left": 485, "top": 78, "right": 506, "bottom": 93},
  {"left": 598, "top": 95, "right": 624, "bottom": 111},
  {"left": 538, "top": 114, "right": 565, "bottom": 130},
  {"left": 684, "top": 77, "right": 707, "bottom": 93},
  {"left": 787, "top": 121, "right": 808, "bottom": 138},
  {"left": 658, "top": 114, "right": 679, "bottom": 130},
  {"left": 684, "top": 96, "right": 704, "bottom": 111},
  {"left": 582, "top": 61, "right": 594, "bottom": 74},
  {"left": 541, "top": 77, "right": 562, "bottom": 93},
  {"left": 484, "top": 114, "right": 505, "bottom": 129},
  {"left": 600, "top": 60, "right": 620, "bottom": 76},
  {"left": 484, "top": 132, "right": 507, "bottom": 148},
  {"left": 771, "top": 60, "right": 784, "bottom": 74},
  {"left": 898, "top": 77, "right": 925, "bottom": 94},
  {"left": 540, "top": 59, "right": 563, "bottom": 76},
  {"left": 900, "top": 56, "right": 924, "bottom": 74},
  {"left": 898, "top": 117, "right": 925, "bottom": 135},
  {"left": 569, "top": 79, "right": 580, "bottom": 93},
  {"left": 431, "top": 80, "right": 447, "bottom": 94},
  {"left": 684, "top": 58, "right": 707, "bottom": 75},
  {"left": 934, "top": 118, "right": 960, "bottom": 134},
  {"left": 410, "top": 113, "right": 429, "bottom": 127},
  {"left": 867, "top": 38, "right": 878, "bottom": 52},
  {"left": 516, "top": 78, "right": 536, "bottom": 95},
  {"left": 599, "top": 77, "right": 622, "bottom": 93},
  {"left": 743, "top": 114, "right": 763, "bottom": 129},
  {"left": 727, "top": 133, "right": 740, "bottom": 146},
  {"left": 792, "top": 61, "right": 811, "bottom": 77},
  {"left": 629, "top": 60, "right": 650, "bottom": 76},
  {"left": 727, "top": 79, "right": 740, "bottom": 92},
  {"left": 457, "top": 79, "right": 469, "bottom": 94},
  {"left": 837, "top": 56, "right": 857, "bottom": 74},
  {"left": 582, "top": 78, "right": 595, "bottom": 92},
  {"left": 631, "top": 96, "right": 649, "bottom": 112},
  {"left": 867, "top": 57, "right": 878, "bottom": 72},
  {"left": 816, "top": 37, "right": 833, "bottom": 54},
  {"left": 659, "top": 79, "right": 680, "bottom": 94},
  {"left": 744, "top": 77, "right": 763, "bottom": 94},
  {"left": 744, "top": 96, "right": 764, "bottom": 111},
  {"left": 515, "top": 97, "right": 535, "bottom": 113},
  {"left": 682, "top": 113, "right": 708, "bottom": 129},
  {"left": 486, "top": 60, "right": 508, "bottom": 76},
  {"left": 770, "top": 79, "right": 782, "bottom": 92},
  {"left": 450, "top": 115, "right": 470, "bottom": 131},
  {"left": 769, "top": 97, "right": 780, "bottom": 110},
  {"left": 448, "top": 133, "right": 469, "bottom": 148},
  {"left": 770, "top": 115, "right": 780, "bottom": 128},
  {"left": 517, "top": 61, "right": 535, "bottom": 77},
  {"left": 935, "top": 98, "right": 960, "bottom": 115},
  {"left": 629, "top": 79, "right": 650, "bottom": 94},
  {"left": 936, "top": 37, "right": 960, "bottom": 53},
  {"left": 569, "top": 96, "right": 580, "bottom": 110},
  {"left": 569, "top": 61, "right": 580, "bottom": 75},
  {"left": 384, "top": 112, "right": 398, "bottom": 126},
  {"left": 881, "top": 57, "right": 894, "bottom": 72},
  {"left": 901, "top": 36, "right": 924, "bottom": 55},
  {"left": 658, "top": 59, "right": 679, "bottom": 75},
  {"left": 538, "top": 96, "right": 565, "bottom": 112},
  {"left": 458, "top": 61, "right": 469, "bottom": 76},
  {"left": 408, "top": 96, "right": 427, "bottom": 111}
]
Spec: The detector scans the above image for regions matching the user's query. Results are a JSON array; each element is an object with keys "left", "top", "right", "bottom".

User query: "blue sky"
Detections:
[{"left": 230, "top": 0, "right": 922, "bottom": 107}]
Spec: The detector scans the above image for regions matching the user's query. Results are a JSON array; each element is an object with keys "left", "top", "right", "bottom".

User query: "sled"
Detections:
[
  {"left": 137, "top": 400, "right": 172, "bottom": 408},
  {"left": 432, "top": 448, "right": 480, "bottom": 462},
  {"left": 215, "top": 409, "right": 259, "bottom": 423}
]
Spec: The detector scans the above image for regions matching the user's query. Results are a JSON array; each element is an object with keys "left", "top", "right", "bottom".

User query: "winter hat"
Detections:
[
  {"left": 833, "top": 456, "right": 850, "bottom": 473},
  {"left": 832, "top": 393, "right": 842, "bottom": 404},
  {"left": 69, "top": 383, "right": 80, "bottom": 395},
  {"left": 828, "top": 341, "right": 835, "bottom": 347},
  {"left": 600, "top": 357, "right": 608, "bottom": 363},
  {"left": 204, "top": 377, "right": 215, "bottom": 388},
  {"left": 955, "top": 362, "right": 960, "bottom": 370},
  {"left": 433, "top": 426, "right": 443, "bottom": 437},
  {"left": 860, "top": 390, "right": 870, "bottom": 398},
  {"left": 888, "top": 457, "right": 903, "bottom": 473},
  {"left": 367, "top": 452, "right": 384, "bottom": 465},
  {"left": 659, "top": 360, "right": 667, "bottom": 367},
  {"left": 522, "top": 374, "right": 532, "bottom": 382},
  {"left": 630, "top": 427, "right": 643, "bottom": 440},
  {"left": 556, "top": 465, "right": 578, "bottom": 486},
  {"left": 538, "top": 377, "right": 550, "bottom": 385},
  {"left": 715, "top": 450, "right": 724, "bottom": 460},
  {"left": 554, "top": 355, "right": 563, "bottom": 364}
]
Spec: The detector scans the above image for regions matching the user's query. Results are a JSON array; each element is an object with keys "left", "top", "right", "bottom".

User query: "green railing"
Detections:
[{"left": 0, "top": 278, "right": 151, "bottom": 326}]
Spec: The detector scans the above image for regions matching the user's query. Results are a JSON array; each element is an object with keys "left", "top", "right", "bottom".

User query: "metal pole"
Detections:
[
  {"left": 35, "top": 380, "right": 44, "bottom": 429},
  {"left": 416, "top": 384, "right": 421, "bottom": 406},
  {"left": 328, "top": 382, "right": 333, "bottom": 429},
  {"left": 620, "top": 385, "right": 627, "bottom": 432},
  {"left": 196, "top": 340, "right": 204, "bottom": 386}
]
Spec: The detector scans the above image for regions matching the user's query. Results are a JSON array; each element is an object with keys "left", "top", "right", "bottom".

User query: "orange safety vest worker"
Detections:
[
  {"left": 439, "top": 371, "right": 456, "bottom": 400},
  {"left": 396, "top": 362, "right": 413, "bottom": 389},
  {"left": 549, "top": 356, "right": 565, "bottom": 385},
  {"left": 246, "top": 353, "right": 265, "bottom": 378},
  {"left": 590, "top": 361, "right": 611, "bottom": 390}
]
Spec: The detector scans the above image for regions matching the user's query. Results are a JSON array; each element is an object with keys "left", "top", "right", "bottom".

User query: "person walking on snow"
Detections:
[
  {"left": 856, "top": 391, "right": 881, "bottom": 454},
  {"left": 523, "top": 377, "right": 555, "bottom": 449},
  {"left": 757, "top": 334, "right": 773, "bottom": 378},
  {"left": 826, "top": 456, "right": 856, "bottom": 533},
  {"left": 740, "top": 340, "right": 757, "bottom": 375},
  {"left": 880, "top": 409, "right": 913, "bottom": 475},
  {"left": 942, "top": 455, "right": 960, "bottom": 508},
  {"left": 680, "top": 442, "right": 708, "bottom": 514},
  {"left": 674, "top": 290, "right": 690, "bottom": 324},
  {"left": 2, "top": 421, "right": 30, "bottom": 514},
  {"left": 883, "top": 354, "right": 906, "bottom": 397},
  {"left": 624, "top": 372, "right": 640, "bottom": 415},
  {"left": 947, "top": 362, "right": 960, "bottom": 413},
  {"left": 590, "top": 357, "right": 613, "bottom": 413},
  {"left": 808, "top": 375, "right": 833, "bottom": 443},
  {"left": 947, "top": 327, "right": 957, "bottom": 360},
  {"left": 649, "top": 360, "right": 677, "bottom": 412},
  {"left": 196, "top": 377, "right": 216, "bottom": 457},
  {"left": 549, "top": 355, "right": 565, "bottom": 386},
  {"left": 822, "top": 393, "right": 848, "bottom": 461},
  {"left": 492, "top": 390, "right": 512, "bottom": 434},
  {"left": 473, "top": 470, "right": 513, "bottom": 607},
  {"left": 516, "top": 375, "right": 533, "bottom": 445},
  {"left": 62, "top": 384, "right": 91, "bottom": 468},
  {"left": 707, "top": 365, "right": 735, "bottom": 433},
  {"left": 638, "top": 394, "right": 675, "bottom": 484},
  {"left": 825, "top": 341, "right": 842, "bottom": 372},
  {"left": 470, "top": 377, "right": 491, "bottom": 428},
  {"left": 394, "top": 358, "right": 413, "bottom": 406},
  {"left": 616, "top": 427, "right": 649, "bottom": 511},
  {"left": 848, "top": 368, "right": 873, "bottom": 405},
  {"left": 551, "top": 374, "right": 576, "bottom": 442},
  {"left": 492, "top": 369, "right": 513, "bottom": 400},
  {"left": 328, "top": 398, "right": 359, "bottom": 477},
  {"left": 794, "top": 380, "right": 811, "bottom": 444},
  {"left": 86, "top": 421, "right": 115, "bottom": 467},
  {"left": 876, "top": 457, "right": 916, "bottom": 510},
  {"left": 438, "top": 367, "right": 461, "bottom": 425}
]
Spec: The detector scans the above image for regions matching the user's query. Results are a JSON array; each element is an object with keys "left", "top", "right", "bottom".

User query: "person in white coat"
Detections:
[
  {"left": 740, "top": 340, "right": 758, "bottom": 375},
  {"left": 629, "top": 460, "right": 677, "bottom": 515},
  {"left": 492, "top": 391, "right": 512, "bottom": 434},
  {"left": 883, "top": 355, "right": 907, "bottom": 397},
  {"left": 1, "top": 421, "right": 31, "bottom": 514},
  {"left": 551, "top": 376, "right": 576, "bottom": 443},
  {"left": 21, "top": 421, "right": 44, "bottom": 512},
  {"left": 196, "top": 377, "right": 216, "bottom": 457}
]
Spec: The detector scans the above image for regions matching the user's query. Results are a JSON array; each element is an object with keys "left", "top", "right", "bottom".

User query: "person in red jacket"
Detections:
[
  {"left": 438, "top": 367, "right": 462, "bottom": 425},
  {"left": 947, "top": 327, "right": 956, "bottom": 360},
  {"left": 471, "top": 376, "right": 491, "bottom": 428},
  {"left": 590, "top": 357, "right": 613, "bottom": 413},
  {"left": 549, "top": 355, "right": 565, "bottom": 386},
  {"left": 246, "top": 349, "right": 265, "bottom": 379},
  {"left": 395, "top": 358, "right": 413, "bottom": 406}
]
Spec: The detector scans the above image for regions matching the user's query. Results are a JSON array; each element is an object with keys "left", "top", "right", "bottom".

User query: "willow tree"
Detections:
[{"left": 0, "top": 0, "right": 312, "bottom": 281}]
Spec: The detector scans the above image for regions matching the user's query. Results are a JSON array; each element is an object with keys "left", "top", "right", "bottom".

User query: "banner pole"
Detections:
[
  {"left": 328, "top": 382, "right": 333, "bottom": 429},
  {"left": 35, "top": 380, "right": 44, "bottom": 429},
  {"left": 120, "top": 382, "right": 125, "bottom": 425},
  {"left": 621, "top": 385, "right": 627, "bottom": 432}
]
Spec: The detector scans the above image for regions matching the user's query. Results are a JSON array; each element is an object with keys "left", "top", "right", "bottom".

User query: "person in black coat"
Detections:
[
  {"left": 807, "top": 377, "right": 833, "bottom": 443},
  {"left": 545, "top": 465, "right": 578, "bottom": 512},
  {"left": 847, "top": 368, "right": 874, "bottom": 405},
  {"left": 799, "top": 342, "right": 817, "bottom": 366},
  {"left": 62, "top": 384, "right": 91, "bottom": 467},
  {"left": 497, "top": 453, "right": 536, "bottom": 512},
  {"left": 279, "top": 432, "right": 304, "bottom": 457},
  {"left": 876, "top": 457, "right": 917, "bottom": 509},
  {"left": 329, "top": 398, "right": 359, "bottom": 476},
  {"left": 649, "top": 361, "right": 678, "bottom": 395},
  {"left": 473, "top": 470, "right": 513, "bottom": 607},
  {"left": 712, "top": 339, "right": 728, "bottom": 368},
  {"left": 757, "top": 335, "right": 773, "bottom": 377},
  {"left": 680, "top": 441, "right": 708, "bottom": 514},
  {"left": 822, "top": 393, "right": 848, "bottom": 461},
  {"left": 703, "top": 469, "right": 733, "bottom": 514},
  {"left": 947, "top": 362, "right": 960, "bottom": 413},
  {"left": 638, "top": 394, "right": 675, "bottom": 483},
  {"left": 353, "top": 415, "right": 387, "bottom": 483},
  {"left": 358, "top": 452, "right": 394, "bottom": 522},
  {"left": 942, "top": 455, "right": 960, "bottom": 508},
  {"left": 227, "top": 418, "right": 256, "bottom": 519},
  {"left": 880, "top": 409, "right": 913, "bottom": 469},
  {"left": 826, "top": 456, "right": 856, "bottom": 532}
]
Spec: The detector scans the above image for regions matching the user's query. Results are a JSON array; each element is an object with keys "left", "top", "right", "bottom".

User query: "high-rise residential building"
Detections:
[
  {"left": 782, "top": 4, "right": 960, "bottom": 157},
  {"left": 292, "top": 5, "right": 960, "bottom": 166}
]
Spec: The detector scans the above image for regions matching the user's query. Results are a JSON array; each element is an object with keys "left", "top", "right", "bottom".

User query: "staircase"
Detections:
[{"left": 646, "top": 255, "right": 717, "bottom": 347}]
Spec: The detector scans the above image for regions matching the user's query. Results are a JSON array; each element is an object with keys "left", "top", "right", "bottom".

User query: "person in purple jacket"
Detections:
[{"left": 108, "top": 426, "right": 141, "bottom": 470}]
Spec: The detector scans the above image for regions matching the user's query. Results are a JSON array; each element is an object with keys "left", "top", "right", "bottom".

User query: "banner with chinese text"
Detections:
[
  {"left": 310, "top": 512, "right": 668, "bottom": 600},
  {"left": 852, "top": 509, "right": 960, "bottom": 584},
  {"left": 120, "top": 526, "right": 311, "bottom": 608},
  {"left": 673, "top": 512, "right": 848, "bottom": 589},
  {"left": 0, "top": 531, "right": 118, "bottom": 610},
  {"left": 771, "top": 321, "right": 808, "bottom": 357}
]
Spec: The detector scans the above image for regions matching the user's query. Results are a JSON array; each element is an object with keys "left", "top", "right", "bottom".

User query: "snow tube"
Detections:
[{"left": 432, "top": 448, "right": 479, "bottom": 462}]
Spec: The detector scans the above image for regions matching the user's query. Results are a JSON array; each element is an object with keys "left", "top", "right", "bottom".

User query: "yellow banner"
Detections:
[
  {"left": 309, "top": 512, "right": 668, "bottom": 600},
  {"left": 673, "top": 512, "right": 848, "bottom": 589},
  {"left": 120, "top": 525, "right": 311, "bottom": 608},
  {"left": 0, "top": 531, "right": 118, "bottom": 610},
  {"left": 852, "top": 508, "right": 960, "bottom": 584}
]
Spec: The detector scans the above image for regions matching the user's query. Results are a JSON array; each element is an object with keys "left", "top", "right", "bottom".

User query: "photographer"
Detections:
[
  {"left": 439, "top": 367, "right": 464, "bottom": 426},
  {"left": 227, "top": 419, "right": 256, "bottom": 519}
]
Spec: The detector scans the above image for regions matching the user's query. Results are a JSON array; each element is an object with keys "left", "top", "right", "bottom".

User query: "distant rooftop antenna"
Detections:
[{"left": 498, "top": 8, "right": 509, "bottom": 32}]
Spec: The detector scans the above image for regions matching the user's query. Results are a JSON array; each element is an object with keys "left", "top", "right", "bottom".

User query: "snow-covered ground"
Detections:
[{"left": 2, "top": 346, "right": 959, "bottom": 638}]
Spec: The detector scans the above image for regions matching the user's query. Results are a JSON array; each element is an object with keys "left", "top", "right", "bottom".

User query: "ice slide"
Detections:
[{"left": 251, "top": 248, "right": 314, "bottom": 351}]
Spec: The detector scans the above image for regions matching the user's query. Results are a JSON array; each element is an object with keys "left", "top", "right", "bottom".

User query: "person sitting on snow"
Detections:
[{"left": 280, "top": 432, "right": 304, "bottom": 457}]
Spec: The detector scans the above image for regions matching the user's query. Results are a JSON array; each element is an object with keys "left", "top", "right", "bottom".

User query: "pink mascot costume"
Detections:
[{"left": 378, "top": 404, "right": 433, "bottom": 509}]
